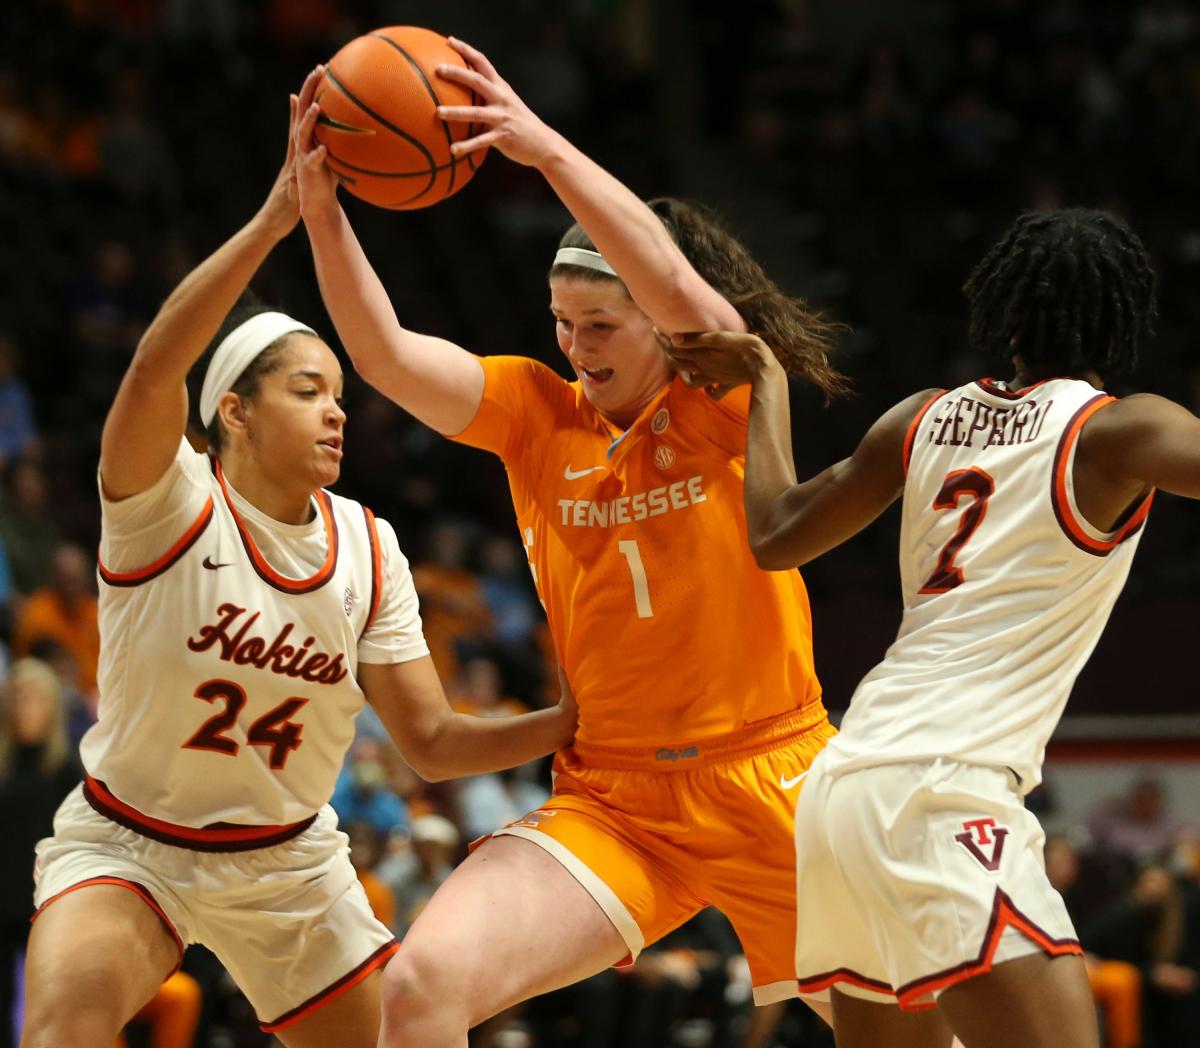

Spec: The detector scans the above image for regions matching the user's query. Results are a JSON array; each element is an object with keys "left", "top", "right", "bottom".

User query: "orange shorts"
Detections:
[{"left": 490, "top": 703, "right": 835, "bottom": 1005}]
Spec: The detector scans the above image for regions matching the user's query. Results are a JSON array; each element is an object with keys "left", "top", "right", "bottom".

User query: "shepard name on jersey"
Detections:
[{"left": 927, "top": 394, "right": 1054, "bottom": 449}]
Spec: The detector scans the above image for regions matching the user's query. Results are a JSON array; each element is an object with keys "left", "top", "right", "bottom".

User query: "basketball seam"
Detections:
[
  {"left": 368, "top": 31, "right": 460, "bottom": 194},
  {"left": 324, "top": 149, "right": 466, "bottom": 178},
  {"left": 322, "top": 66, "right": 438, "bottom": 203}
]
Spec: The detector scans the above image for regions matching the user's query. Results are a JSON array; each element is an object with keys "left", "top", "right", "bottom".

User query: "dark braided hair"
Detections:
[
  {"left": 550, "top": 197, "right": 850, "bottom": 402},
  {"left": 963, "top": 209, "right": 1157, "bottom": 380}
]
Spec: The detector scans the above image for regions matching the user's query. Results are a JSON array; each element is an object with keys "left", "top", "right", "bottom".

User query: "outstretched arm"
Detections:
[
  {"left": 1080, "top": 393, "right": 1200, "bottom": 500},
  {"left": 293, "top": 70, "right": 484, "bottom": 436},
  {"left": 359, "top": 657, "right": 576, "bottom": 782},
  {"left": 668, "top": 332, "right": 932, "bottom": 569},
  {"left": 436, "top": 39, "right": 743, "bottom": 336},
  {"left": 100, "top": 94, "right": 302, "bottom": 501}
]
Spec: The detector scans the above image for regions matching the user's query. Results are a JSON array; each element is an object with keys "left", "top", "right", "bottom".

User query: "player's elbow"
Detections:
[
  {"left": 401, "top": 723, "right": 455, "bottom": 783},
  {"left": 405, "top": 750, "right": 450, "bottom": 783},
  {"left": 751, "top": 540, "right": 798, "bottom": 572},
  {"left": 748, "top": 525, "right": 803, "bottom": 571}
]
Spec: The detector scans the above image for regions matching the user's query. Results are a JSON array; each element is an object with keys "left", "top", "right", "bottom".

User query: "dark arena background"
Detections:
[{"left": 3, "top": 1, "right": 1199, "bottom": 1046}]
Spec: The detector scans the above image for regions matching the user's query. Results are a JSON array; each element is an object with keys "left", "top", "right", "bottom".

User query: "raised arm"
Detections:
[
  {"left": 436, "top": 39, "right": 743, "bottom": 336},
  {"left": 100, "top": 95, "right": 302, "bottom": 500},
  {"left": 293, "top": 72, "right": 484, "bottom": 436},
  {"left": 668, "top": 332, "right": 932, "bottom": 569}
]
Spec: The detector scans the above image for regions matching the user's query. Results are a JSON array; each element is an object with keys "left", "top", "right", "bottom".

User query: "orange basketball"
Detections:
[{"left": 314, "top": 26, "right": 487, "bottom": 210}]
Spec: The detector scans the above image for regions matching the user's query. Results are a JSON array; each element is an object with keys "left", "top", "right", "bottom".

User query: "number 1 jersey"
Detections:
[
  {"left": 451, "top": 355, "right": 823, "bottom": 749},
  {"left": 824, "top": 377, "right": 1153, "bottom": 788}
]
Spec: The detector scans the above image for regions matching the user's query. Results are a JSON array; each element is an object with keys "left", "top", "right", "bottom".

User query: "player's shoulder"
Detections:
[
  {"left": 482, "top": 354, "right": 574, "bottom": 405},
  {"left": 1081, "top": 391, "right": 1186, "bottom": 440}
]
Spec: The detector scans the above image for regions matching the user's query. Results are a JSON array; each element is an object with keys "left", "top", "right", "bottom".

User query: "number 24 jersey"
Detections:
[{"left": 84, "top": 439, "right": 429, "bottom": 831}]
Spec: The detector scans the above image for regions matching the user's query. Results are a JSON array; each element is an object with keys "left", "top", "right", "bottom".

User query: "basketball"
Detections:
[{"left": 313, "top": 26, "right": 487, "bottom": 210}]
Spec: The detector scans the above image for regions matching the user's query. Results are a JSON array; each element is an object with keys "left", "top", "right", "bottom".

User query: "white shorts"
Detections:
[
  {"left": 33, "top": 784, "right": 397, "bottom": 1032},
  {"left": 794, "top": 753, "right": 1081, "bottom": 1011}
]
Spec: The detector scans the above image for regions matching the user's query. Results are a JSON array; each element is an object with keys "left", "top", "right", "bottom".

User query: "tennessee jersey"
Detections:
[
  {"left": 452, "top": 355, "right": 822, "bottom": 747},
  {"left": 83, "top": 439, "right": 428, "bottom": 837},
  {"left": 823, "top": 377, "right": 1153, "bottom": 788}
]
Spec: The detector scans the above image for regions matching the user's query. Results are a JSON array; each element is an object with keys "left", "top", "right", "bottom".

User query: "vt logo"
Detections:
[{"left": 955, "top": 817, "right": 1009, "bottom": 872}]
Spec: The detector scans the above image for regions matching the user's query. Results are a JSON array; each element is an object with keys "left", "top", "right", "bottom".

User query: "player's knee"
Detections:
[
  {"left": 22, "top": 991, "right": 128, "bottom": 1048},
  {"left": 379, "top": 947, "right": 464, "bottom": 1028}
]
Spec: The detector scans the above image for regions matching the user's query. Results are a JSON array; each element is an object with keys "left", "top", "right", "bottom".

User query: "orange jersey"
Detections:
[{"left": 453, "top": 356, "right": 821, "bottom": 748}]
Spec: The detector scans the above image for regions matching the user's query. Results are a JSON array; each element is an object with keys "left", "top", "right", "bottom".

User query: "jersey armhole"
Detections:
[{"left": 1051, "top": 394, "right": 1155, "bottom": 556}]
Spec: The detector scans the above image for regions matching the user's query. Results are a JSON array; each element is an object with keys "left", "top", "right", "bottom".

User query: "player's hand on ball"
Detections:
[
  {"left": 667, "top": 331, "right": 784, "bottom": 399},
  {"left": 293, "top": 66, "right": 340, "bottom": 217},
  {"left": 435, "top": 37, "right": 559, "bottom": 168},
  {"left": 256, "top": 93, "right": 303, "bottom": 239}
]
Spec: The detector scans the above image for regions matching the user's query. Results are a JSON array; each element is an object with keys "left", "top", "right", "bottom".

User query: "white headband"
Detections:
[
  {"left": 200, "top": 311, "right": 317, "bottom": 426},
  {"left": 553, "top": 247, "right": 618, "bottom": 278}
]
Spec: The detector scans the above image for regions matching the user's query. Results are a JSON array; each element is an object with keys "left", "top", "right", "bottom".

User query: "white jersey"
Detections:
[
  {"left": 81, "top": 439, "right": 429, "bottom": 844},
  {"left": 823, "top": 377, "right": 1153, "bottom": 790}
]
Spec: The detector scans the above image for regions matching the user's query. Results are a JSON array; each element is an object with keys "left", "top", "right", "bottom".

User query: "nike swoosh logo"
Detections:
[
  {"left": 202, "top": 555, "right": 234, "bottom": 570},
  {"left": 780, "top": 771, "right": 809, "bottom": 790},
  {"left": 564, "top": 465, "right": 606, "bottom": 480}
]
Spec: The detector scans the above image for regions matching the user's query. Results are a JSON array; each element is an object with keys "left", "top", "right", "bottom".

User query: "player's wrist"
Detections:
[{"left": 531, "top": 129, "right": 574, "bottom": 175}]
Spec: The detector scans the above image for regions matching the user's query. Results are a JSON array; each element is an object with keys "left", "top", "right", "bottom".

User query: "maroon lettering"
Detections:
[
  {"left": 949, "top": 398, "right": 969, "bottom": 446},
  {"left": 186, "top": 605, "right": 348, "bottom": 685},
  {"left": 965, "top": 403, "right": 992, "bottom": 447},
  {"left": 955, "top": 817, "right": 1009, "bottom": 872}
]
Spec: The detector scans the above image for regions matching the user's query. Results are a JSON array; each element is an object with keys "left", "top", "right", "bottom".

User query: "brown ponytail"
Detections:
[{"left": 550, "top": 197, "right": 850, "bottom": 401}]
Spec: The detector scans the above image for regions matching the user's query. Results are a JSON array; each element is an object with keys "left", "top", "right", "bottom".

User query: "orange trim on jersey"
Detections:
[
  {"left": 83, "top": 775, "right": 316, "bottom": 852},
  {"left": 33, "top": 876, "right": 185, "bottom": 970},
  {"left": 895, "top": 888, "right": 1081, "bottom": 1009},
  {"left": 1051, "top": 395, "right": 1154, "bottom": 557},
  {"left": 902, "top": 391, "right": 946, "bottom": 475},
  {"left": 97, "top": 497, "right": 214, "bottom": 587},
  {"left": 261, "top": 940, "right": 400, "bottom": 1032},
  {"left": 362, "top": 506, "right": 383, "bottom": 633},
  {"left": 212, "top": 458, "right": 339, "bottom": 593},
  {"left": 796, "top": 966, "right": 898, "bottom": 1000},
  {"left": 796, "top": 888, "right": 1081, "bottom": 1012}
]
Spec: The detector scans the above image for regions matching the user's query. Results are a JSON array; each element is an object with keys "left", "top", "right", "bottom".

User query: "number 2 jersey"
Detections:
[
  {"left": 82, "top": 439, "right": 429, "bottom": 836},
  {"left": 451, "top": 355, "right": 824, "bottom": 749},
  {"left": 823, "top": 377, "right": 1154, "bottom": 789}
]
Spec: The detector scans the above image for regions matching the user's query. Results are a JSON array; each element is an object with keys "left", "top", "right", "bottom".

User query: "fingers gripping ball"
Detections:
[{"left": 314, "top": 27, "right": 487, "bottom": 209}]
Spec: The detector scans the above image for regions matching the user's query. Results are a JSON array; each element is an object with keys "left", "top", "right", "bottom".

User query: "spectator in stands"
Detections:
[
  {"left": 479, "top": 535, "right": 545, "bottom": 697},
  {"left": 1082, "top": 859, "right": 1200, "bottom": 1046},
  {"left": 331, "top": 738, "right": 411, "bottom": 839},
  {"left": 1046, "top": 835, "right": 1143, "bottom": 1048},
  {"left": 348, "top": 820, "right": 397, "bottom": 932},
  {"left": 1089, "top": 777, "right": 1192, "bottom": 866},
  {"left": 450, "top": 656, "right": 529, "bottom": 719},
  {"left": 0, "top": 460, "right": 61, "bottom": 598},
  {"left": 0, "top": 658, "right": 81, "bottom": 1048},
  {"left": 411, "top": 521, "right": 493, "bottom": 680},
  {"left": 383, "top": 814, "right": 459, "bottom": 937},
  {"left": 11, "top": 542, "right": 99, "bottom": 694},
  {"left": 0, "top": 335, "right": 36, "bottom": 467},
  {"left": 455, "top": 762, "right": 551, "bottom": 844},
  {"left": 26, "top": 639, "right": 92, "bottom": 747}
]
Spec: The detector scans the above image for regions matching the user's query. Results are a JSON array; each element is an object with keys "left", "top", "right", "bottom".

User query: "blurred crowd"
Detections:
[{"left": 2, "top": 0, "right": 1200, "bottom": 1045}]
